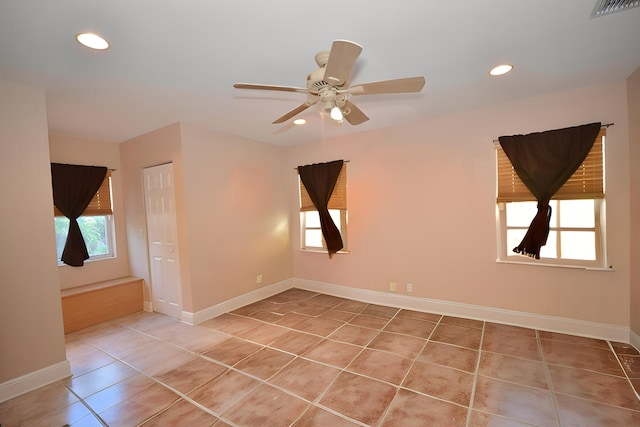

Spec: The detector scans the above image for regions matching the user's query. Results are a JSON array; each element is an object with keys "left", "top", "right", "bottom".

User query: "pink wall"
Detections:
[
  {"left": 49, "top": 135, "right": 130, "bottom": 289},
  {"left": 0, "top": 79, "right": 67, "bottom": 384},
  {"left": 120, "top": 123, "right": 293, "bottom": 314},
  {"left": 288, "top": 80, "right": 631, "bottom": 327},
  {"left": 51, "top": 78, "right": 635, "bottom": 332},
  {"left": 628, "top": 67, "right": 640, "bottom": 338},
  {"left": 180, "top": 124, "right": 293, "bottom": 311}
]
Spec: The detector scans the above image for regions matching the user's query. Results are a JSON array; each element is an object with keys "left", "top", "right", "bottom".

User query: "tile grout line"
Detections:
[
  {"left": 145, "top": 295, "right": 372, "bottom": 426},
  {"left": 79, "top": 338, "right": 244, "bottom": 427},
  {"left": 376, "top": 311, "right": 444, "bottom": 425},
  {"left": 176, "top": 305, "right": 470, "bottom": 424},
  {"left": 537, "top": 330, "right": 563, "bottom": 426},
  {"left": 69, "top": 296, "right": 640, "bottom": 426},
  {"left": 607, "top": 341, "right": 640, "bottom": 401},
  {"left": 63, "top": 382, "right": 109, "bottom": 426},
  {"left": 283, "top": 294, "right": 372, "bottom": 426},
  {"left": 68, "top": 324, "right": 254, "bottom": 426},
  {"left": 465, "top": 320, "right": 486, "bottom": 427},
  {"left": 298, "top": 306, "right": 398, "bottom": 426}
]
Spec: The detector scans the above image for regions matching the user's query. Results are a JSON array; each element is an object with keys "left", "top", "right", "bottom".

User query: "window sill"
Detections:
[
  {"left": 58, "top": 256, "right": 116, "bottom": 267},
  {"left": 300, "top": 248, "right": 350, "bottom": 255},
  {"left": 496, "top": 258, "right": 614, "bottom": 271}
]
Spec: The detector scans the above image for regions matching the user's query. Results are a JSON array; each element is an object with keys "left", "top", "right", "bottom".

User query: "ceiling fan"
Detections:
[{"left": 233, "top": 40, "right": 426, "bottom": 125}]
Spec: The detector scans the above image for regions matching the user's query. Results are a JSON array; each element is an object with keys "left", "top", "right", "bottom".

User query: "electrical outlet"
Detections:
[
  {"left": 406, "top": 283, "right": 413, "bottom": 292},
  {"left": 256, "top": 274, "right": 263, "bottom": 284},
  {"left": 389, "top": 282, "right": 397, "bottom": 292}
]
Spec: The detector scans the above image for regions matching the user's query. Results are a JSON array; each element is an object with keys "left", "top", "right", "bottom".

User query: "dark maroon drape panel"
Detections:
[
  {"left": 51, "top": 163, "right": 107, "bottom": 266},
  {"left": 498, "top": 122, "right": 601, "bottom": 259},
  {"left": 298, "top": 160, "right": 344, "bottom": 257}
]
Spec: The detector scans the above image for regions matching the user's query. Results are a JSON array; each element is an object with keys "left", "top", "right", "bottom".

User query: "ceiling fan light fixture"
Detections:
[
  {"left": 293, "top": 119, "right": 306, "bottom": 125},
  {"left": 233, "top": 40, "right": 425, "bottom": 126},
  {"left": 330, "top": 105, "right": 343, "bottom": 121},
  {"left": 76, "top": 32, "right": 110, "bottom": 50},
  {"left": 489, "top": 64, "right": 513, "bottom": 76}
]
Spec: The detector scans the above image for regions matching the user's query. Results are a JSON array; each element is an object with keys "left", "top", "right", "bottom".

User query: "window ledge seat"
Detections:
[{"left": 61, "top": 276, "right": 143, "bottom": 334}]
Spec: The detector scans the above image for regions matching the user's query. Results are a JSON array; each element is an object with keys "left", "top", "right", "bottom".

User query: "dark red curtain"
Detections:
[
  {"left": 51, "top": 163, "right": 108, "bottom": 266},
  {"left": 498, "top": 122, "right": 601, "bottom": 259},
  {"left": 298, "top": 160, "right": 344, "bottom": 257}
]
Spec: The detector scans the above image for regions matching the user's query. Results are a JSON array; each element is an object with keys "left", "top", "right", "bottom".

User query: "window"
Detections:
[
  {"left": 496, "top": 129, "right": 606, "bottom": 268},
  {"left": 54, "top": 172, "right": 115, "bottom": 263},
  {"left": 299, "top": 164, "right": 348, "bottom": 252}
]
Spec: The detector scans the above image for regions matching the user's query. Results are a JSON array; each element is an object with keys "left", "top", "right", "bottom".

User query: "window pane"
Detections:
[
  {"left": 561, "top": 231, "right": 596, "bottom": 260},
  {"left": 506, "top": 202, "right": 537, "bottom": 227},
  {"left": 329, "top": 209, "right": 341, "bottom": 232},
  {"left": 54, "top": 217, "right": 70, "bottom": 259},
  {"left": 507, "top": 229, "right": 557, "bottom": 258},
  {"left": 305, "top": 229, "right": 323, "bottom": 248},
  {"left": 539, "top": 231, "right": 557, "bottom": 258},
  {"left": 305, "top": 211, "right": 320, "bottom": 228},
  {"left": 559, "top": 199, "right": 595, "bottom": 228},
  {"left": 54, "top": 215, "right": 111, "bottom": 260},
  {"left": 78, "top": 216, "right": 109, "bottom": 256},
  {"left": 506, "top": 201, "right": 558, "bottom": 227},
  {"left": 506, "top": 229, "right": 526, "bottom": 253}
]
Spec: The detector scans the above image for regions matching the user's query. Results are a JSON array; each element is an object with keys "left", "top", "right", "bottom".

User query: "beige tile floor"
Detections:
[{"left": 2, "top": 288, "right": 640, "bottom": 426}]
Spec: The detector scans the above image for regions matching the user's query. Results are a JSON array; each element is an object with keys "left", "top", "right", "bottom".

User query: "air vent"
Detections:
[
  {"left": 591, "top": 0, "right": 640, "bottom": 18},
  {"left": 308, "top": 80, "right": 329, "bottom": 93}
]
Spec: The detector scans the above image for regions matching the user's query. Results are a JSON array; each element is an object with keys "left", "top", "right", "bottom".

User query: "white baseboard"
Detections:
[
  {"left": 294, "top": 278, "right": 630, "bottom": 343},
  {"left": 631, "top": 328, "right": 640, "bottom": 351},
  {"left": 177, "top": 277, "right": 630, "bottom": 343},
  {"left": 143, "top": 301, "right": 153, "bottom": 312},
  {"left": 182, "top": 279, "right": 295, "bottom": 325},
  {"left": 0, "top": 360, "right": 71, "bottom": 403}
]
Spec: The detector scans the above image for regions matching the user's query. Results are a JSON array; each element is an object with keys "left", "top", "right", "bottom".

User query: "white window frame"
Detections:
[
  {"left": 55, "top": 214, "right": 116, "bottom": 265},
  {"left": 496, "top": 199, "right": 607, "bottom": 269},
  {"left": 54, "top": 172, "right": 116, "bottom": 265},
  {"left": 300, "top": 209, "right": 349, "bottom": 253}
]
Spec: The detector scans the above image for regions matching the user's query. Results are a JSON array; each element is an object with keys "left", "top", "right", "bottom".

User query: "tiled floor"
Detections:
[{"left": 2, "top": 288, "right": 640, "bottom": 426}]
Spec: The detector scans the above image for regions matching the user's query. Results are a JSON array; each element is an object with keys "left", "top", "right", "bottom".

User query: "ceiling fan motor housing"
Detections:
[{"left": 307, "top": 67, "right": 331, "bottom": 93}]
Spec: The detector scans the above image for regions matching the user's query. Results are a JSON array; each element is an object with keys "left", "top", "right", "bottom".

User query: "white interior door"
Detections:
[{"left": 143, "top": 163, "right": 182, "bottom": 319}]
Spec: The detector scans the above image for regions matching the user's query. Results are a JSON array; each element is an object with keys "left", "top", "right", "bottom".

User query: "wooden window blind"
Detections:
[
  {"left": 497, "top": 129, "right": 604, "bottom": 203},
  {"left": 54, "top": 171, "right": 113, "bottom": 216},
  {"left": 299, "top": 163, "right": 347, "bottom": 211}
]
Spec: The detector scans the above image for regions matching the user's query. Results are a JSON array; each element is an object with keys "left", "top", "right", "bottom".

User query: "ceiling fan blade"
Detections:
[
  {"left": 234, "top": 83, "right": 308, "bottom": 93},
  {"left": 343, "top": 100, "right": 369, "bottom": 125},
  {"left": 349, "top": 76, "right": 426, "bottom": 95},
  {"left": 272, "top": 103, "right": 312, "bottom": 124},
  {"left": 323, "top": 40, "right": 363, "bottom": 87}
]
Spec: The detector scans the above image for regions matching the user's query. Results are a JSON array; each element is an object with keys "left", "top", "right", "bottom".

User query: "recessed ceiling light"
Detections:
[
  {"left": 489, "top": 64, "right": 513, "bottom": 76},
  {"left": 76, "top": 33, "right": 110, "bottom": 50},
  {"left": 293, "top": 119, "right": 306, "bottom": 125}
]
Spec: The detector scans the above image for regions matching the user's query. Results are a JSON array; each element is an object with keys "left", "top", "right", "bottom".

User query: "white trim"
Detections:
[
  {"left": 176, "top": 277, "right": 631, "bottom": 343},
  {"left": 631, "top": 328, "right": 640, "bottom": 351},
  {"left": 59, "top": 276, "right": 142, "bottom": 297},
  {"left": 294, "top": 278, "right": 630, "bottom": 343},
  {"left": 181, "top": 279, "right": 294, "bottom": 325},
  {"left": 0, "top": 360, "right": 71, "bottom": 403}
]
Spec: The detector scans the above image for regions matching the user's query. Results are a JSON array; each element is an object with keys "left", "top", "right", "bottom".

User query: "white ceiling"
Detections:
[{"left": 1, "top": 1, "right": 639, "bottom": 146}]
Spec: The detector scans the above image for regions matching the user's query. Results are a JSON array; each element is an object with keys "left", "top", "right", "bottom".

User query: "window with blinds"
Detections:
[
  {"left": 54, "top": 171, "right": 113, "bottom": 217},
  {"left": 299, "top": 163, "right": 348, "bottom": 251},
  {"left": 53, "top": 171, "right": 115, "bottom": 262},
  {"left": 496, "top": 129, "right": 605, "bottom": 202},
  {"left": 299, "top": 164, "right": 347, "bottom": 211},
  {"left": 496, "top": 129, "right": 607, "bottom": 268}
]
